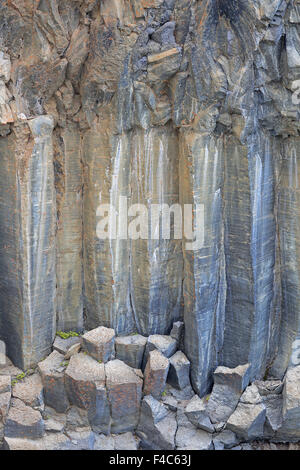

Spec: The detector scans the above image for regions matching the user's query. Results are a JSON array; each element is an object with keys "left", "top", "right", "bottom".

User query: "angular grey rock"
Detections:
[
  {"left": 82, "top": 327, "right": 115, "bottom": 363},
  {"left": 185, "top": 395, "right": 214, "bottom": 432},
  {"left": 38, "top": 351, "right": 69, "bottom": 413},
  {"left": 170, "top": 321, "right": 184, "bottom": 348},
  {"left": 5, "top": 398, "right": 45, "bottom": 439},
  {"left": 12, "top": 373, "right": 44, "bottom": 409},
  {"left": 214, "top": 364, "right": 251, "bottom": 392},
  {"left": 167, "top": 351, "right": 190, "bottom": 390},
  {"left": 167, "top": 384, "right": 195, "bottom": 401},
  {"left": 137, "top": 396, "right": 177, "bottom": 450},
  {"left": 53, "top": 336, "right": 81, "bottom": 356},
  {"left": 151, "top": 22, "right": 176, "bottom": 45},
  {"left": 143, "top": 335, "right": 177, "bottom": 369},
  {"left": 65, "top": 352, "right": 105, "bottom": 409},
  {"left": 3, "top": 433, "right": 71, "bottom": 451},
  {"left": 140, "top": 395, "right": 169, "bottom": 424},
  {"left": 275, "top": 366, "right": 300, "bottom": 441},
  {"left": 254, "top": 380, "right": 283, "bottom": 396},
  {"left": 240, "top": 384, "right": 262, "bottom": 405},
  {"left": 213, "top": 430, "right": 239, "bottom": 449},
  {"left": 143, "top": 350, "right": 169, "bottom": 399},
  {"left": 63, "top": 428, "right": 95, "bottom": 450},
  {"left": 176, "top": 410, "right": 213, "bottom": 451},
  {"left": 44, "top": 417, "right": 64, "bottom": 433},
  {"left": 115, "top": 334, "right": 147, "bottom": 369},
  {"left": 263, "top": 395, "right": 283, "bottom": 439},
  {"left": 206, "top": 364, "right": 251, "bottom": 424},
  {"left": 161, "top": 393, "right": 178, "bottom": 412},
  {"left": 106, "top": 359, "right": 143, "bottom": 433},
  {"left": 227, "top": 403, "right": 266, "bottom": 441},
  {"left": 147, "top": 47, "right": 182, "bottom": 82},
  {"left": 64, "top": 352, "right": 110, "bottom": 434},
  {"left": 113, "top": 432, "right": 140, "bottom": 451},
  {"left": 94, "top": 434, "right": 115, "bottom": 450},
  {"left": 65, "top": 342, "right": 81, "bottom": 360},
  {"left": 66, "top": 406, "right": 89, "bottom": 431}
]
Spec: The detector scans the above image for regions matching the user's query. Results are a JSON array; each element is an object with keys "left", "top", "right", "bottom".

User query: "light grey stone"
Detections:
[
  {"left": 137, "top": 396, "right": 177, "bottom": 450},
  {"left": 143, "top": 335, "right": 177, "bottom": 369},
  {"left": 275, "top": 366, "right": 300, "bottom": 441},
  {"left": 53, "top": 336, "right": 81, "bottom": 356},
  {"left": 82, "top": 327, "right": 115, "bottom": 363},
  {"left": 227, "top": 402, "right": 266, "bottom": 441},
  {"left": 206, "top": 364, "right": 251, "bottom": 424},
  {"left": 5, "top": 398, "right": 45, "bottom": 439},
  {"left": 240, "top": 384, "right": 262, "bottom": 404},
  {"left": 213, "top": 429, "right": 239, "bottom": 449},
  {"left": 113, "top": 432, "right": 140, "bottom": 450},
  {"left": 12, "top": 373, "right": 43, "bottom": 409},
  {"left": 185, "top": 395, "right": 214, "bottom": 432}
]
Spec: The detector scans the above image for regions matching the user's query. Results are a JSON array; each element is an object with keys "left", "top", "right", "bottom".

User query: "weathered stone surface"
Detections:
[
  {"left": 5, "top": 398, "right": 44, "bottom": 439},
  {"left": 170, "top": 321, "right": 184, "bottom": 347},
  {"left": 55, "top": 126, "right": 83, "bottom": 332},
  {"left": 82, "top": 327, "right": 115, "bottom": 363},
  {"left": 53, "top": 336, "right": 81, "bottom": 356},
  {"left": 38, "top": 351, "right": 69, "bottom": 413},
  {"left": 0, "top": 116, "right": 56, "bottom": 370},
  {"left": 143, "top": 350, "right": 169, "bottom": 399},
  {"left": 227, "top": 403, "right": 266, "bottom": 441},
  {"left": 65, "top": 343, "right": 82, "bottom": 360},
  {"left": 143, "top": 335, "right": 177, "bottom": 369},
  {"left": 115, "top": 334, "right": 147, "bottom": 369},
  {"left": 137, "top": 396, "right": 177, "bottom": 450},
  {"left": 106, "top": 359, "right": 143, "bottom": 433},
  {"left": 275, "top": 366, "right": 300, "bottom": 441},
  {"left": 167, "top": 351, "right": 190, "bottom": 390},
  {"left": 213, "top": 430, "right": 239, "bottom": 450},
  {"left": 176, "top": 409, "right": 213, "bottom": 450},
  {"left": 12, "top": 373, "right": 43, "bottom": 409},
  {"left": 240, "top": 384, "right": 262, "bottom": 405},
  {"left": 64, "top": 352, "right": 110, "bottom": 434},
  {"left": 114, "top": 432, "right": 140, "bottom": 451},
  {"left": 206, "top": 365, "right": 251, "bottom": 423},
  {"left": 254, "top": 380, "right": 283, "bottom": 397},
  {"left": 0, "top": 0, "right": 300, "bottom": 424},
  {"left": 0, "top": 376, "right": 11, "bottom": 394},
  {"left": 263, "top": 395, "right": 283, "bottom": 439},
  {"left": 185, "top": 395, "right": 214, "bottom": 433}
]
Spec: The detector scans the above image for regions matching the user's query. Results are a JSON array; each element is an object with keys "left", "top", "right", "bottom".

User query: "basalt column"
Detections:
[
  {"left": 0, "top": 116, "right": 56, "bottom": 369},
  {"left": 54, "top": 125, "right": 83, "bottom": 332}
]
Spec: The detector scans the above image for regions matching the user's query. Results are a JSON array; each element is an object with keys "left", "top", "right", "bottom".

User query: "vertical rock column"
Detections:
[
  {"left": 54, "top": 125, "right": 83, "bottom": 332},
  {"left": 130, "top": 126, "right": 183, "bottom": 335},
  {"left": 179, "top": 131, "right": 225, "bottom": 396},
  {"left": 222, "top": 131, "right": 280, "bottom": 380},
  {"left": 0, "top": 116, "right": 56, "bottom": 369},
  {"left": 271, "top": 138, "right": 300, "bottom": 377}
]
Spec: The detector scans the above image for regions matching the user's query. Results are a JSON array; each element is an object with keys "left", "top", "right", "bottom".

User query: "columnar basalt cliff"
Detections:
[{"left": 0, "top": 0, "right": 300, "bottom": 416}]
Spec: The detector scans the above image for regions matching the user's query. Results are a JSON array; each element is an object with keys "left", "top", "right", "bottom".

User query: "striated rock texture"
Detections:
[{"left": 0, "top": 0, "right": 299, "bottom": 399}]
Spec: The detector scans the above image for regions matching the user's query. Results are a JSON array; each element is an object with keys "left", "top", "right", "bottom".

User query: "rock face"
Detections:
[{"left": 0, "top": 0, "right": 299, "bottom": 417}]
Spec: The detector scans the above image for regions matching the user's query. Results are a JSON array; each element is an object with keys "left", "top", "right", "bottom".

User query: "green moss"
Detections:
[
  {"left": 56, "top": 331, "right": 80, "bottom": 339},
  {"left": 11, "top": 371, "right": 28, "bottom": 387}
]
